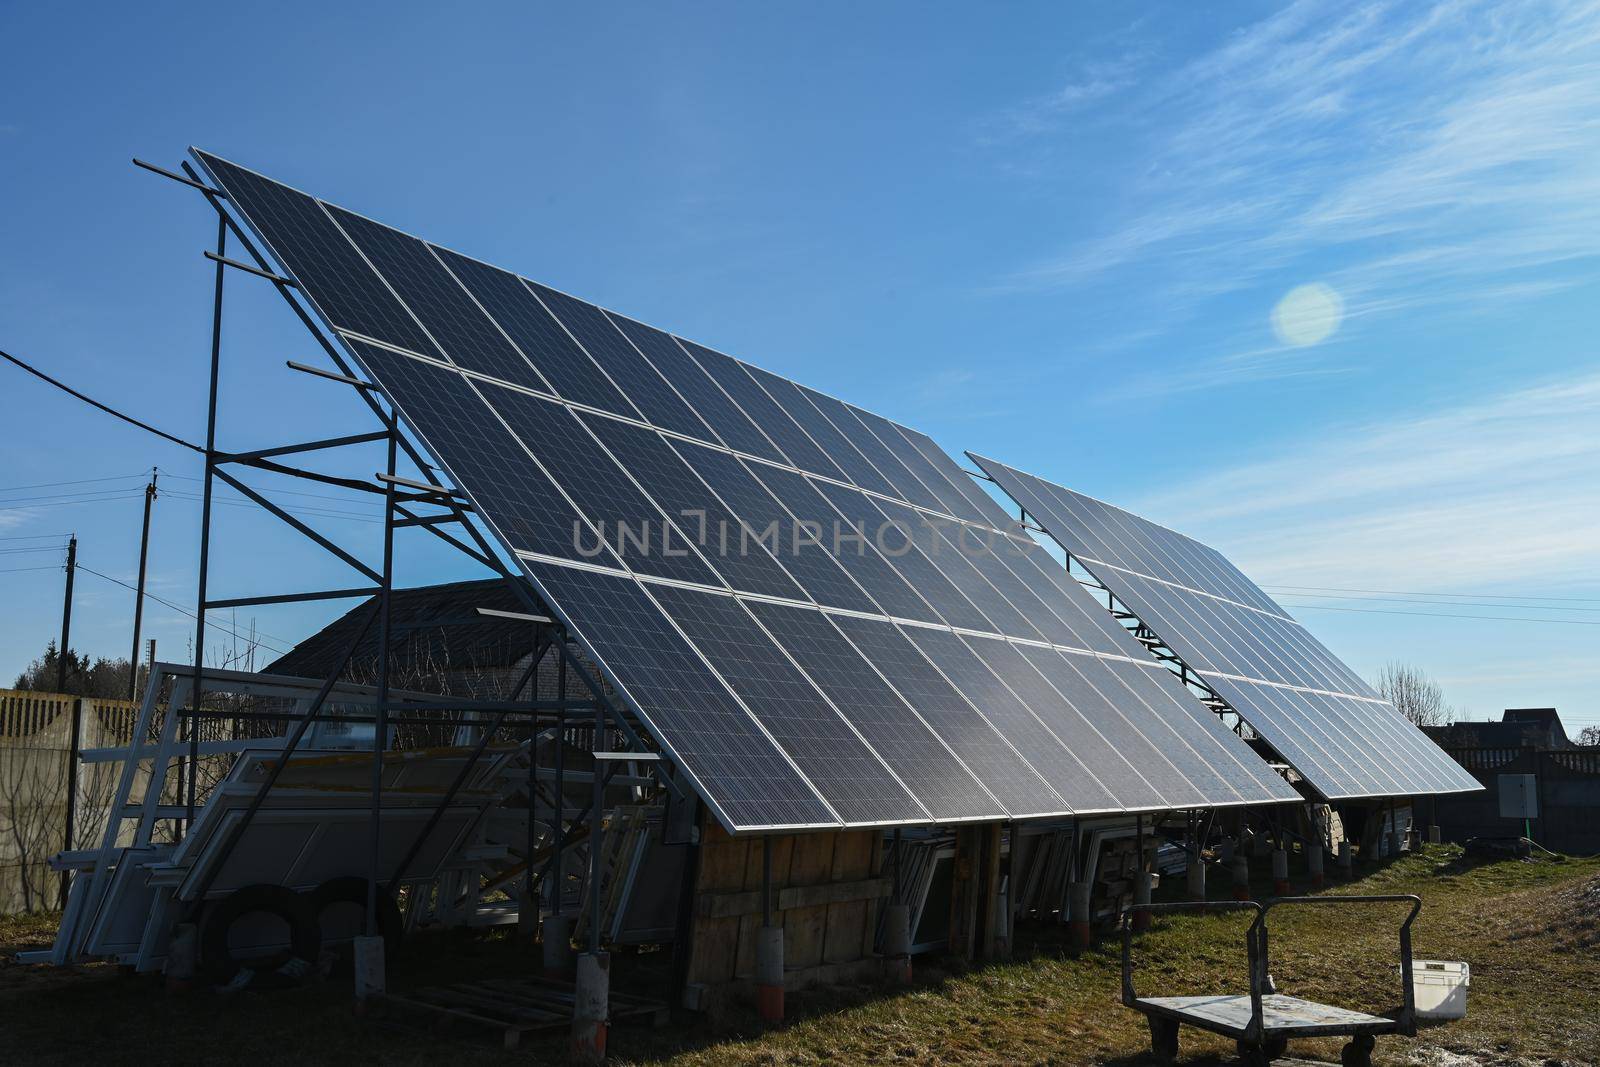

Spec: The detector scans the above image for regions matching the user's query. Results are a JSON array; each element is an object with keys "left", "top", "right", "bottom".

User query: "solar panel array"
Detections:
[
  {"left": 194, "top": 149, "right": 1299, "bottom": 832},
  {"left": 969, "top": 455, "right": 1482, "bottom": 800}
]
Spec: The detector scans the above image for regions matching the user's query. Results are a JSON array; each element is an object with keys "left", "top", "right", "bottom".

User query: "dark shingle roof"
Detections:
[{"left": 266, "top": 578, "right": 549, "bottom": 681}]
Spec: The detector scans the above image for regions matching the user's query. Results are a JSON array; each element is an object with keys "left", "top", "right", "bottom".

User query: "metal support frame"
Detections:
[{"left": 125, "top": 157, "right": 687, "bottom": 983}]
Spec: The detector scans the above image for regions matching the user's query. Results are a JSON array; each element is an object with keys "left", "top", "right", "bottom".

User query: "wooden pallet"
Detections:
[{"left": 384, "top": 974, "right": 669, "bottom": 1050}]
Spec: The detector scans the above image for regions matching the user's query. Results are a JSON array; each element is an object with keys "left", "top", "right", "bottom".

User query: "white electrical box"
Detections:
[{"left": 1498, "top": 774, "right": 1538, "bottom": 819}]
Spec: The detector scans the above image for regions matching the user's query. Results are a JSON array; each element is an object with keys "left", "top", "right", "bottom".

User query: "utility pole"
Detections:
[
  {"left": 57, "top": 534, "right": 78, "bottom": 908},
  {"left": 127, "top": 468, "right": 159, "bottom": 701},
  {"left": 55, "top": 535, "right": 77, "bottom": 693}
]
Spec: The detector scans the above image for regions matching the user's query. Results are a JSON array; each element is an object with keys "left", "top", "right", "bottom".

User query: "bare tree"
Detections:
[
  {"left": 1373, "top": 661, "right": 1452, "bottom": 727},
  {"left": 1576, "top": 724, "right": 1600, "bottom": 747}
]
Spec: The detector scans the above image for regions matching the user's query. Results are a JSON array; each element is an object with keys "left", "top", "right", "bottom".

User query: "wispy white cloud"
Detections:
[
  {"left": 980, "top": 54, "right": 1147, "bottom": 143},
  {"left": 990, "top": 0, "right": 1600, "bottom": 393},
  {"left": 1127, "top": 368, "right": 1600, "bottom": 590}
]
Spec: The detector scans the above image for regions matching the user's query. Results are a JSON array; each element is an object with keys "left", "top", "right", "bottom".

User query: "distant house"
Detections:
[
  {"left": 1423, "top": 707, "right": 1572, "bottom": 751},
  {"left": 266, "top": 577, "right": 607, "bottom": 706},
  {"left": 1423, "top": 707, "right": 1600, "bottom": 854}
]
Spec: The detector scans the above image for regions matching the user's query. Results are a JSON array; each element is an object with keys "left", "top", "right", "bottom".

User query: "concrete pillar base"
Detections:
[
  {"left": 164, "top": 922, "right": 197, "bottom": 993},
  {"left": 1231, "top": 856, "right": 1250, "bottom": 902},
  {"left": 755, "top": 925, "right": 784, "bottom": 1022},
  {"left": 1336, "top": 841, "right": 1353, "bottom": 878},
  {"left": 1271, "top": 848, "right": 1290, "bottom": 896},
  {"left": 1429, "top": 824, "right": 1442, "bottom": 845},
  {"left": 542, "top": 913, "right": 573, "bottom": 977},
  {"left": 570, "top": 950, "right": 609, "bottom": 1065},
  {"left": 883, "top": 903, "right": 912, "bottom": 984},
  {"left": 1307, "top": 843, "right": 1325, "bottom": 892},
  {"left": 353, "top": 934, "right": 386, "bottom": 1002},
  {"left": 1132, "top": 872, "right": 1155, "bottom": 931},
  {"left": 1067, "top": 881, "right": 1091, "bottom": 950},
  {"left": 1186, "top": 857, "right": 1206, "bottom": 907}
]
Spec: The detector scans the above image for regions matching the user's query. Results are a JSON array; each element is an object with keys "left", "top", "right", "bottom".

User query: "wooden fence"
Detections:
[{"left": 1431, "top": 744, "right": 1600, "bottom": 855}]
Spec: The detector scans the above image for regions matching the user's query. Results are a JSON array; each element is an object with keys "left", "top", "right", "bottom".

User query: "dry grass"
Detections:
[{"left": 1, "top": 845, "right": 1596, "bottom": 1065}]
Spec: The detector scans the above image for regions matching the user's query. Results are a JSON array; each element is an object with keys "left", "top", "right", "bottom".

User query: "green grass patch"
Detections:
[{"left": 2, "top": 845, "right": 1596, "bottom": 1065}]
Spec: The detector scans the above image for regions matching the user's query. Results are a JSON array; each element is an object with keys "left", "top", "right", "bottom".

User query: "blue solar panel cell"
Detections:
[
  {"left": 972, "top": 453, "right": 1482, "bottom": 800},
  {"left": 431, "top": 248, "right": 641, "bottom": 418},
  {"left": 344, "top": 342, "right": 618, "bottom": 566},
  {"left": 826, "top": 615, "right": 1067, "bottom": 818},
  {"left": 531, "top": 284, "right": 716, "bottom": 441},
  {"left": 194, "top": 152, "right": 444, "bottom": 360},
  {"left": 325, "top": 207, "right": 548, "bottom": 390},
  {"left": 603, "top": 315, "right": 787, "bottom": 462},
  {"left": 677, "top": 340, "right": 849, "bottom": 481},
  {"left": 744, "top": 601, "right": 1004, "bottom": 821},
  {"left": 646, "top": 584, "right": 927, "bottom": 825},
  {"left": 480, "top": 383, "right": 722, "bottom": 587},
  {"left": 741, "top": 465, "right": 943, "bottom": 625},
  {"left": 576, "top": 414, "right": 807, "bottom": 602},
  {"left": 522, "top": 561, "right": 838, "bottom": 829}
]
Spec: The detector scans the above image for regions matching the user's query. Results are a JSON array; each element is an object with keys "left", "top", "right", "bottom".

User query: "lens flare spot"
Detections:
[{"left": 1272, "top": 283, "right": 1343, "bottom": 346}]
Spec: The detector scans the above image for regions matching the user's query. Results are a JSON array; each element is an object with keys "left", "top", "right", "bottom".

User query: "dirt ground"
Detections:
[{"left": 2, "top": 845, "right": 1597, "bottom": 1065}]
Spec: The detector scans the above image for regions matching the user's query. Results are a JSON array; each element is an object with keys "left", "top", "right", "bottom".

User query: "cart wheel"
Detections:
[
  {"left": 1341, "top": 1034, "right": 1376, "bottom": 1067},
  {"left": 1147, "top": 1017, "right": 1179, "bottom": 1062}
]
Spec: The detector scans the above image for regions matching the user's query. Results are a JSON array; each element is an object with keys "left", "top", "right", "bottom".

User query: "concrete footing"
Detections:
[
  {"left": 755, "top": 925, "right": 784, "bottom": 1022},
  {"left": 1271, "top": 848, "right": 1289, "bottom": 896},
  {"left": 570, "top": 950, "right": 609, "bottom": 1064},
  {"left": 164, "top": 922, "right": 196, "bottom": 993},
  {"left": 1132, "top": 872, "right": 1155, "bottom": 931},
  {"left": 1429, "top": 824, "right": 1442, "bottom": 845},
  {"left": 542, "top": 913, "right": 573, "bottom": 977},
  {"left": 1307, "top": 842, "right": 1325, "bottom": 890},
  {"left": 1231, "top": 855, "right": 1250, "bottom": 901},
  {"left": 1186, "top": 856, "right": 1206, "bottom": 906},
  {"left": 353, "top": 934, "right": 386, "bottom": 1003},
  {"left": 1337, "top": 840, "right": 1353, "bottom": 877},
  {"left": 1067, "top": 881, "right": 1091, "bottom": 949},
  {"left": 991, "top": 888, "right": 1012, "bottom": 959},
  {"left": 883, "top": 903, "right": 912, "bottom": 984}
]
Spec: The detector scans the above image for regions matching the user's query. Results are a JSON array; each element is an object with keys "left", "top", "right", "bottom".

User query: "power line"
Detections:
[
  {"left": 0, "top": 492, "right": 154, "bottom": 508},
  {"left": 0, "top": 473, "right": 149, "bottom": 494},
  {"left": 1281, "top": 601, "right": 1600, "bottom": 627},
  {"left": 0, "top": 533, "right": 72, "bottom": 541},
  {"left": 0, "top": 565, "right": 63, "bottom": 575},
  {"left": 1282, "top": 590, "right": 1600, "bottom": 614},
  {"left": 74, "top": 563, "right": 291, "bottom": 655},
  {"left": 161, "top": 488, "right": 381, "bottom": 524},
  {"left": 0, "top": 491, "right": 147, "bottom": 513},
  {"left": 1, "top": 348, "right": 203, "bottom": 453},
  {"left": 1266, "top": 583, "right": 1600, "bottom": 606}
]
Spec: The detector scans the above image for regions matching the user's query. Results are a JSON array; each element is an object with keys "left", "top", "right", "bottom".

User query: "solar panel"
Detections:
[
  {"left": 970, "top": 454, "right": 1482, "bottom": 800},
  {"left": 195, "top": 149, "right": 1300, "bottom": 831}
]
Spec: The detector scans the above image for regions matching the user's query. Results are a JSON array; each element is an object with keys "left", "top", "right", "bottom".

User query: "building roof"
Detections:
[
  {"left": 265, "top": 578, "right": 552, "bottom": 681},
  {"left": 1423, "top": 707, "right": 1570, "bottom": 750}
]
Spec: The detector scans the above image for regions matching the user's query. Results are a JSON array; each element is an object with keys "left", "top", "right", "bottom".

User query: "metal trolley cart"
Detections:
[{"left": 1121, "top": 895, "right": 1422, "bottom": 1067}]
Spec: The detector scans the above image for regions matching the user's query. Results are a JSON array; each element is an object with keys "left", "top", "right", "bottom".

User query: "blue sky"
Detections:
[{"left": 2, "top": 1, "right": 1596, "bottom": 730}]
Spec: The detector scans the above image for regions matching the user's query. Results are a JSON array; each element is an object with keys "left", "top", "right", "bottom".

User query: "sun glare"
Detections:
[{"left": 1272, "top": 282, "right": 1344, "bottom": 346}]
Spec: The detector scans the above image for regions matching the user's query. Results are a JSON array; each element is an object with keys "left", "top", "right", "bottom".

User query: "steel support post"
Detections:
[
  {"left": 186, "top": 216, "right": 226, "bottom": 837},
  {"left": 588, "top": 693, "right": 606, "bottom": 953},
  {"left": 364, "top": 422, "right": 398, "bottom": 933}
]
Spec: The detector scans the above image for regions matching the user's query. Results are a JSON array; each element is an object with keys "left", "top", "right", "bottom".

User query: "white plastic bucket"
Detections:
[{"left": 1409, "top": 959, "right": 1470, "bottom": 1019}]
